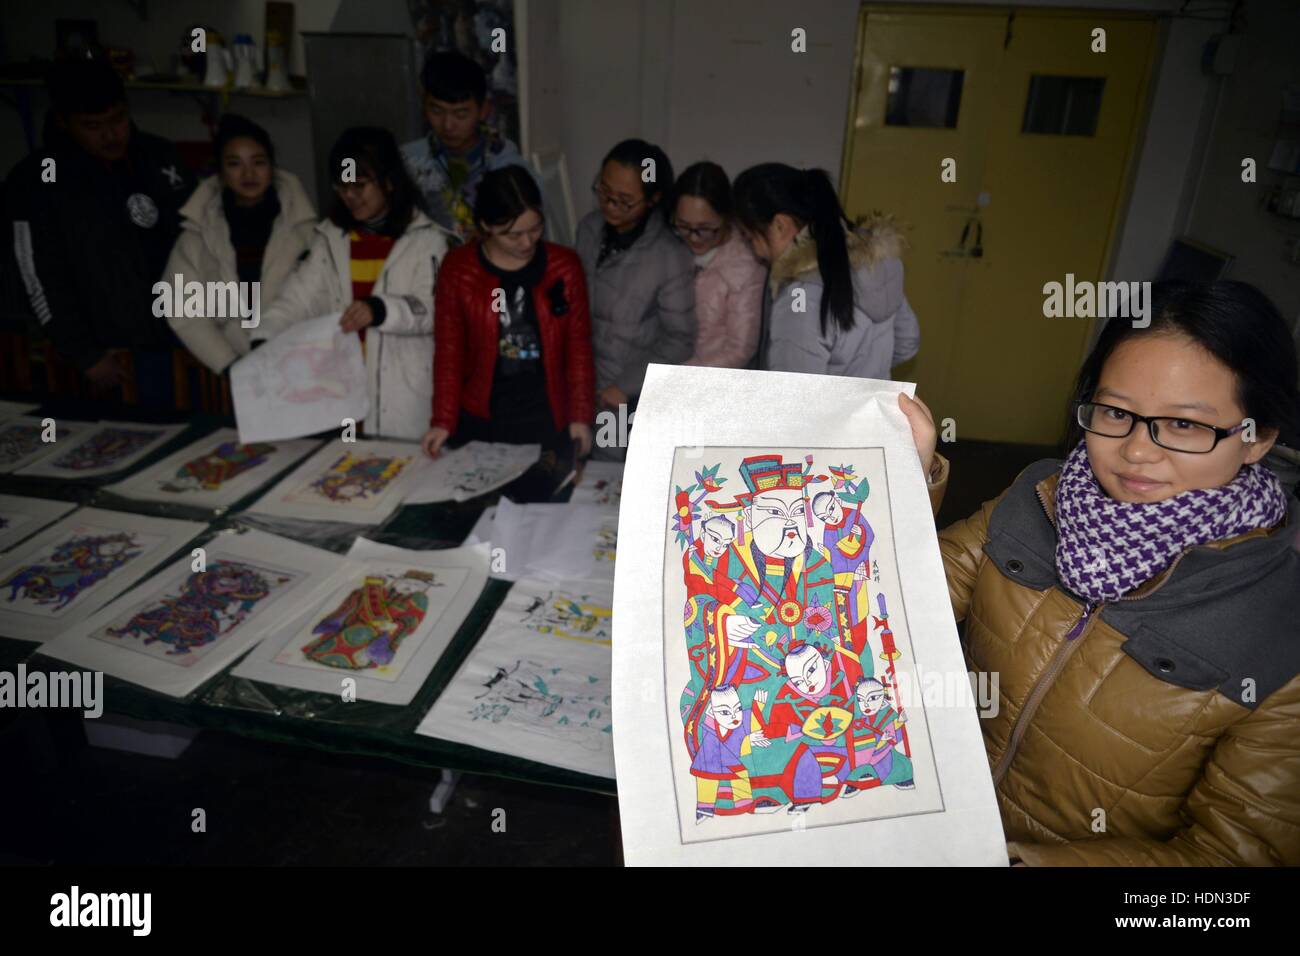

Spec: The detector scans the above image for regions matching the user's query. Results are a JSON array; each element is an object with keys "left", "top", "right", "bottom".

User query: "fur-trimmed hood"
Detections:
[{"left": 767, "top": 212, "right": 909, "bottom": 296}]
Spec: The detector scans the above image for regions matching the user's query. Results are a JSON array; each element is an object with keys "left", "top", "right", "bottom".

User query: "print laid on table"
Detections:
[
  {"left": 0, "top": 401, "right": 38, "bottom": 422},
  {"left": 0, "top": 495, "right": 78, "bottom": 553},
  {"left": 0, "top": 508, "right": 206, "bottom": 643},
  {"left": 612, "top": 365, "right": 1006, "bottom": 865},
  {"left": 232, "top": 538, "right": 489, "bottom": 705},
  {"left": 16, "top": 421, "right": 185, "bottom": 479},
  {"left": 568, "top": 460, "right": 624, "bottom": 509},
  {"left": 106, "top": 428, "right": 323, "bottom": 510},
  {"left": 0, "top": 417, "right": 87, "bottom": 474},
  {"left": 243, "top": 439, "right": 426, "bottom": 526},
  {"left": 230, "top": 313, "right": 369, "bottom": 443},
  {"left": 511, "top": 576, "right": 614, "bottom": 646},
  {"left": 416, "top": 576, "right": 614, "bottom": 779},
  {"left": 485, "top": 499, "right": 608, "bottom": 582},
  {"left": 39, "top": 531, "right": 343, "bottom": 698},
  {"left": 404, "top": 441, "right": 541, "bottom": 504}
]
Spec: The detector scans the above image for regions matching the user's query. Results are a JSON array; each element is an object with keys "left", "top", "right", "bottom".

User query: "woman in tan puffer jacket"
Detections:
[{"left": 901, "top": 280, "right": 1300, "bottom": 866}]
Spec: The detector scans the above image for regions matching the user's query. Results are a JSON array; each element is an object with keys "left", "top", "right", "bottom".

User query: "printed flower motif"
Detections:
[
  {"left": 802, "top": 595, "right": 833, "bottom": 633},
  {"left": 777, "top": 599, "right": 803, "bottom": 626}
]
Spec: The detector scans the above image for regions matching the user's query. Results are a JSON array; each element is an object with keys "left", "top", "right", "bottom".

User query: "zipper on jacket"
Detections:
[
  {"left": 992, "top": 481, "right": 1210, "bottom": 789},
  {"left": 990, "top": 602, "right": 1097, "bottom": 787}
]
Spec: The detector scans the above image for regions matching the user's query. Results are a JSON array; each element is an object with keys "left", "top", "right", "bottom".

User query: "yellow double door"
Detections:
[{"left": 842, "top": 5, "right": 1157, "bottom": 444}]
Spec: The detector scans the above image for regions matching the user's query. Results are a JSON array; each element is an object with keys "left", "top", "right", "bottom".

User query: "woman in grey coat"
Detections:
[
  {"left": 733, "top": 163, "right": 919, "bottom": 379},
  {"left": 575, "top": 139, "right": 696, "bottom": 419}
]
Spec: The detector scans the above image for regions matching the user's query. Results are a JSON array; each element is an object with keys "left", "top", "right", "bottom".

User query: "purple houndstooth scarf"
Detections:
[{"left": 1054, "top": 440, "right": 1288, "bottom": 604}]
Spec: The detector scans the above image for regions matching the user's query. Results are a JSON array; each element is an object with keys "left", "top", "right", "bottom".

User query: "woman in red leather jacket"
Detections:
[{"left": 422, "top": 165, "right": 595, "bottom": 463}]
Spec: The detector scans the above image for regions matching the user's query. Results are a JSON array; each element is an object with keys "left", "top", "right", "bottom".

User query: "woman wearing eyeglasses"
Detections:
[
  {"left": 669, "top": 162, "right": 765, "bottom": 369},
  {"left": 424, "top": 166, "right": 595, "bottom": 480},
  {"left": 898, "top": 280, "right": 1300, "bottom": 866},
  {"left": 575, "top": 139, "right": 695, "bottom": 445},
  {"left": 253, "top": 127, "right": 448, "bottom": 439}
]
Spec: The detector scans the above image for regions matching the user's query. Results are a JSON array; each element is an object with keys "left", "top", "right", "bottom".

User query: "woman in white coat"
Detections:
[
  {"left": 253, "top": 127, "right": 450, "bottom": 440},
  {"left": 165, "top": 114, "right": 317, "bottom": 373}
]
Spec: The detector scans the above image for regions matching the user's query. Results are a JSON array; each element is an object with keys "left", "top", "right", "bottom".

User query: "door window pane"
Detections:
[
  {"left": 885, "top": 66, "right": 964, "bottom": 129},
  {"left": 1022, "top": 75, "right": 1105, "bottom": 136}
]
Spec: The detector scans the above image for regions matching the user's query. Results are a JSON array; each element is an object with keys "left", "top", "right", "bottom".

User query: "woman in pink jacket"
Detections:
[{"left": 670, "top": 162, "right": 766, "bottom": 368}]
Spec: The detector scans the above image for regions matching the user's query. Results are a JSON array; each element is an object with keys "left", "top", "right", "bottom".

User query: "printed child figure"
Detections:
[
  {"left": 811, "top": 486, "right": 875, "bottom": 649},
  {"left": 750, "top": 641, "right": 867, "bottom": 813},
  {"left": 691, "top": 685, "right": 759, "bottom": 822},
  {"left": 844, "top": 677, "right": 914, "bottom": 793},
  {"left": 105, "top": 559, "right": 285, "bottom": 655},
  {"left": 160, "top": 440, "right": 275, "bottom": 493},
  {"left": 682, "top": 514, "right": 739, "bottom": 605},
  {"left": 2, "top": 532, "right": 140, "bottom": 610},
  {"left": 301, "top": 570, "right": 436, "bottom": 669}
]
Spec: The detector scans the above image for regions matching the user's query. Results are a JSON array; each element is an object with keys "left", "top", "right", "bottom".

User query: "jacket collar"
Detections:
[
  {"left": 766, "top": 212, "right": 908, "bottom": 297},
  {"left": 182, "top": 168, "right": 316, "bottom": 230}
]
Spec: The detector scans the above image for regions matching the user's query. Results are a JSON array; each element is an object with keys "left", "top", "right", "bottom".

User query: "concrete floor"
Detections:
[{"left": 0, "top": 438, "right": 1058, "bottom": 866}]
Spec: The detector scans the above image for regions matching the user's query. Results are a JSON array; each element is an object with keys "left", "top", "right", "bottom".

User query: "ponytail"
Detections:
[
  {"left": 802, "top": 169, "right": 854, "bottom": 335},
  {"left": 733, "top": 163, "right": 857, "bottom": 336}
]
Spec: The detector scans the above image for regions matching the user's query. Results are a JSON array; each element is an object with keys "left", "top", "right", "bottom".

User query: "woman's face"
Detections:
[
  {"left": 594, "top": 160, "right": 650, "bottom": 232},
  {"left": 220, "top": 136, "right": 273, "bottom": 205},
  {"left": 336, "top": 172, "right": 390, "bottom": 224},
  {"left": 1085, "top": 333, "right": 1275, "bottom": 503},
  {"left": 672, "top": 194, "right": 727, "bottom": 256},
  {"left": 481, "top": 207, "right": 544, "bottom": 263},
  {"left": 740, "top": 213, "right": 797, "bottom": 266}
]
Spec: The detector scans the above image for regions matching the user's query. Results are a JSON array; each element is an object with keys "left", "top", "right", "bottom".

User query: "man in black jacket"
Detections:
[{"left": 6, "top": 60, "right": 195, "bottom": 402}]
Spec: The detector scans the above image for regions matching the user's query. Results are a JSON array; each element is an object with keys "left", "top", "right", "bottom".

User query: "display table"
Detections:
[{"left": 0, "top": 397, "right": 615, "bottom": 797}]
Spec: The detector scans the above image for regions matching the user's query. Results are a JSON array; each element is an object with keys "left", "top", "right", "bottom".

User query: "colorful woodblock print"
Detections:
[
  {"left": 306, "top": 453, "right": 412, "bottom": 504},
  {"left": 52, "top": 427, "right": 162, "bottom": 471},
  {"left": 1, "top": 531, "right": 145, "bottom": 613},
  {"left": 159, "top": 441, "right": 276, "bottom": 494},
  {"left": 668, "top": 451, "right": 924, "bottom": 828},
  {"left": 299, "top": 569, "right": 440, "bottom": 670},
  {"left": 97, "top": 559, "right": 295, "bottom": 663}
]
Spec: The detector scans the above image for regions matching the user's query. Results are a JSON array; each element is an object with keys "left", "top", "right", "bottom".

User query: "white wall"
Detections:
[
  {"left": 0, "top": 0, "right": 342, "bottom": 196},
  {"left": 557, "top": 0, "right": 860, "bottom": 219}
]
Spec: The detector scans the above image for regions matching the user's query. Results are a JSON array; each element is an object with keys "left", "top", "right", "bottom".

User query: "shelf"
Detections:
[{"left": 0, "top": 75, "right": 306, "bottom": 98}]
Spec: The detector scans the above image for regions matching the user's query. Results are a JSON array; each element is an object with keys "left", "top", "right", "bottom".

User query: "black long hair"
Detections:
[
  {"left": 474, "top": 165, "right": 543, "bottom": 229},
  {"left": 733, "top": 163, "right": 854, "bottom": 335},
  {"left": 1067, "top": 280, "right": 1300, "bottom": 449},
  {"left": 214, "top": 113, "right": 275, "bottom": 165},
  {"left": 672, "top": 161, "right": 732, "bottom": 219},
  {"left": 327, "top": 127, "right": 418, "bottom": 236},
  {"left": 601, "top": 138, "right": 675, "bottom": 222}
]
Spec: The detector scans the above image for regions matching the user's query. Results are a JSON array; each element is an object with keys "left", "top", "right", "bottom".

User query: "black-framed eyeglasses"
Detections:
[
  {"left": 1075, "top": 401, "right": 1247, "bottom": 454},
  {"left": 592, "top": 180, "right": 645, "bottom": 214},
  {"left": 671, "top": 220, "right": 724, "bottom": 242}
]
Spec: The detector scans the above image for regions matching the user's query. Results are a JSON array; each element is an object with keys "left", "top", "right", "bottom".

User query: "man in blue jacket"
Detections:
[{"left": 401, "top": 50, "right": 542, "bottom": 243}]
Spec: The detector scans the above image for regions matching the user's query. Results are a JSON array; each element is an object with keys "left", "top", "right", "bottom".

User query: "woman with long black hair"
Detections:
[
  {"left": 253, "top": 127, "right": 449, "bottom": 439},
  {"left": 901, "top": 280, "right": 1300, "bottom": 865},
  {"left": 732, "top": 163, "right": 919, "bottom": 378}
]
